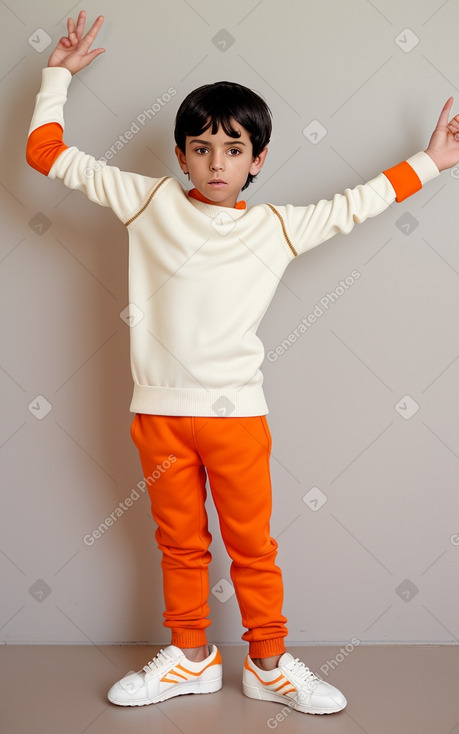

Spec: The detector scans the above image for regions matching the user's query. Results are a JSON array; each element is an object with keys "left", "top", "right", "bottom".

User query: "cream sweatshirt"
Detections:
[{"left": 27, "top": 67, "right": 440, "bottom": 416}]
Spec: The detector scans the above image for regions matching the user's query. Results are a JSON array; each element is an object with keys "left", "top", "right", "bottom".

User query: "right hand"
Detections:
[{"left": 48, "top": 10, "right": 105, "bottom": 75}]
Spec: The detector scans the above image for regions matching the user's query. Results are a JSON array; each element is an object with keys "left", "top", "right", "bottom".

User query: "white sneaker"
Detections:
[
  {"left": 242, "top": 652, "right": 347, "bottom": 715},
  {"left": 107, "top": 644, "right": 222, "bottom": 706}
]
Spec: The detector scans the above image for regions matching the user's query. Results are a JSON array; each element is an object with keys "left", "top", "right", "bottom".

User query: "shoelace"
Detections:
[
  {"left": 286, "top": 657, "right": 321, "bottom": 684},
  {"left": 142, "top": 648, "right": 173, "bottom": 674}
]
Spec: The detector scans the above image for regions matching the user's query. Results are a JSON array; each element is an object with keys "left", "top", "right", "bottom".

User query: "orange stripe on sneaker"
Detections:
[
  {"left": 208, "top": 648, "right": 223, "bottom": 667},
  {"left": 170, "top": 668, "right": 188, "bottom": 681},
  {"left": 176, "top": 650, "right": 222, "bottom": 677},
  {"left": 177, "top": 663, "right": 209, "bottom": 678},
  {"left": 176, "top": 663, "right": 195, "bottom": 676},
  {"left": 26, "top": 122, "right": 68, "bottom": 176},
  {"left": 382, "top": 160, "right": 422, "bottom": 202},
  {"left": 274, "top": 679, "right": 293, "bottom": 692},
  {"left": 277, "top": 680, "right": 297, "bottom": 694},
  {"left": 244, "top": 658, "right": 266, "bottom": 683},
  {"left": 244, "top": 660, "right": 274, "bottom": 684},
  {"left": 161, "top": 667, "right": 186, "bottom": 683},
  {"left": 266, "top": 673, "right": 285, "bottom": 686},
  {"left": 244, "top": 658, "right": 289, "bottom": 687}
]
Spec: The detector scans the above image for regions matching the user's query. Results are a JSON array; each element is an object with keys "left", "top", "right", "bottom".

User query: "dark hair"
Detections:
[{"left": 174, "top": 81, "right": 272, "bottom": 191}]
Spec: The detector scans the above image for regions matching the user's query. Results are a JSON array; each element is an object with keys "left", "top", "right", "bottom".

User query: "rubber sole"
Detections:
[
  {"left": 242, "top": 680, "right": 346, "bottom": 715},
  {"left": 108, "top": 677, "right": 222, "bottom": 706}
]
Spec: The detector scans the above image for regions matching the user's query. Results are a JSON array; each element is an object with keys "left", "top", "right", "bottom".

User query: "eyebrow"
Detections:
[{"left": 189, "top": 138, "right": 246, "bottom": 146}]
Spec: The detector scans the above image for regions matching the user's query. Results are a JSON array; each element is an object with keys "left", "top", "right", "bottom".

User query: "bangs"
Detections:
[{"left": 190, "top": 114, "right": 243, "bottom": 141}]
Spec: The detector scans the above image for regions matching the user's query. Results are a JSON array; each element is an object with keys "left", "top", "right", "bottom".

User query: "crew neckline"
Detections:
[{"left": 188, "top": 187, "right": 246, "bottom": 210}]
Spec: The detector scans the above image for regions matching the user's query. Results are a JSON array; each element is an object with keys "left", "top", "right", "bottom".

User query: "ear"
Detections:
[
  {"left": 249, "top": 146, "right": 269, "bottom": 176},
  {"left": 175, "top": 145, "right": 188, "bottom": 174}
]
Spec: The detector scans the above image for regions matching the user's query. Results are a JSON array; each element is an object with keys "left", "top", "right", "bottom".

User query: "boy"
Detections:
[{"left": 26, "top": 10, "right": 459, "bottom": 715}]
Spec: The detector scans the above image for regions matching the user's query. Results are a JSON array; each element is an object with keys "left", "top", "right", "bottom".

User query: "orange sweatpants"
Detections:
[{"left": 130, "top": 413, "right": 288, "bottom": 658}]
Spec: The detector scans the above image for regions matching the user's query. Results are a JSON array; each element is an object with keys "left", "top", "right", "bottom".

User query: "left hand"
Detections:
[
  {"left": 48, "top": 10, "right": 105, "bottom": 75},
  {"left": 425, "top": 97, "right": 459, "bottom": 172}
]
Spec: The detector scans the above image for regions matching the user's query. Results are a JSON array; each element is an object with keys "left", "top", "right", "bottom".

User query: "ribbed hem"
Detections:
[
  {"left": 130, "top": 383, "right": 269, "bottom": 417},
  {"left": 41, "top": 65, "right": 73, "bottom": 90},
  {"left": 248, "top": 637, "right": 287, "bottom": 658},
  {"left": 171, "top": 629, "right": 209, "bottom": 649},
  {"left": 406, "top": 150, "right": 440, "bottom": 185}
]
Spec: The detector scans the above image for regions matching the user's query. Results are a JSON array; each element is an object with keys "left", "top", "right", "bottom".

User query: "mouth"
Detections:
[{"left": 208, "top": 179, "right": 227, "bottom": 187}]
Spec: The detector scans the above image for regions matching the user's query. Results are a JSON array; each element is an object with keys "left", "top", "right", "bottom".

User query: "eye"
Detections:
[
  {"left": 194, "top": 147, "right": 208, "bottom": 154},
  {"left": 228, "top": 148, "right": 242, "bottom": 155}
]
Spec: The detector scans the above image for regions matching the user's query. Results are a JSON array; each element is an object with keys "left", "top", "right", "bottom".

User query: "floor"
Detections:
[{"left": 1, "top": 644, "right": 458, "bottom": 733}]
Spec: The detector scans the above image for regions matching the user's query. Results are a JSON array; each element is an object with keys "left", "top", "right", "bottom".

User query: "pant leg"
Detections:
[
  {"left": 130, "top": 413, "right": 212, "bottom": 649},
  {"left": 193, "top": 415, "right": 288, "bottom": 658}
]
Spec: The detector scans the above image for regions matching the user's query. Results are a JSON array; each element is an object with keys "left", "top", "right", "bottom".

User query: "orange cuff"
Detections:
[
  {"left": 382, "top": 160, "right": 422, "bottom": 202},
  {"left": 26, "top": 122, "right": 68, "bottom": 176}
]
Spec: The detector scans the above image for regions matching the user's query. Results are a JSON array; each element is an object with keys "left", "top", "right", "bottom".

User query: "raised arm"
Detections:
[
  {"left": 26, "top": 10, "right": 158, "bottom": 223},
  {"left": 271, "top": 98, "right": 459, "bottom": 258}
]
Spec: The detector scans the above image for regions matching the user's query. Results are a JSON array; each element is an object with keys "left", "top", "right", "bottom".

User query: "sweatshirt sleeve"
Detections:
[
  {"left": 26, "top": 67, "right": 159, "bottom": 223},
  {"left": 270, "top": 152, "right": 440, "bottom": 257}
]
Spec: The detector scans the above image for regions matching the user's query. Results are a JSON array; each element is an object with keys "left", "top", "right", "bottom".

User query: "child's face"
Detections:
[{"left": 175, "top": 119, "right": 268, "bottom": 207}]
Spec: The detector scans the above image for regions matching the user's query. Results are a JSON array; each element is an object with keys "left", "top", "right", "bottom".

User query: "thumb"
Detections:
[
  {"left": 436, "top": 96, "right": 454, "bottom": 128},
  {"left": 80, "top": 47, "right": 106, "bottom": 68}
]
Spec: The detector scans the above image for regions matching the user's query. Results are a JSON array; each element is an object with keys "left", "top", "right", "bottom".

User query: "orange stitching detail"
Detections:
[
  {"left": 125, "top": 176, "right": 169, "bottom": 227},
  {"left": 266, "top": 203, "right": 298, "bottom": 256}
]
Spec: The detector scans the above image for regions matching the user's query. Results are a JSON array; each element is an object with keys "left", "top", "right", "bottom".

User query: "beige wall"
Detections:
[{"left": 2, "top": 0, "right": 459, "bottom": 645}]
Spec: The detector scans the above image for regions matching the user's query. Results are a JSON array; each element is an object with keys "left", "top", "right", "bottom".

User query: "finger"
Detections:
[
  {"left": 79, "top": 15, "right": 104, "bottom": 53},
  {"left": 67, "top": 17, "right": 79, "bottom": 45},
  {"left": 75, "top": 9, "right": 86, "bottom": 39},
  {"left": 436, "top": 96, "right": 454, "bottom": 128},
  {"left": 57, "top": 35, "right": 72, "bottom": 48}
]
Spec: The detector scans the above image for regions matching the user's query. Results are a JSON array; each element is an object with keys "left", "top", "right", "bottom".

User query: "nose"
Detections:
[{"left": 210, "top": 152, "right": 224, "bottom": 171}]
